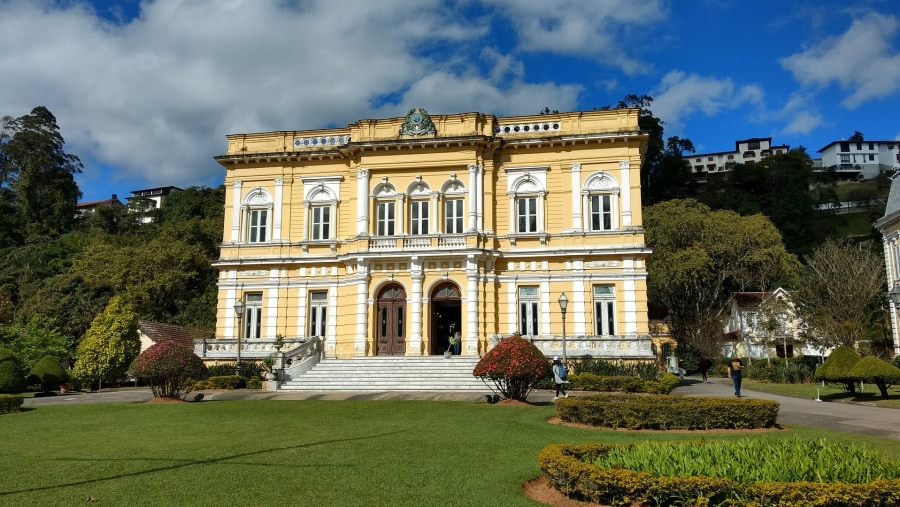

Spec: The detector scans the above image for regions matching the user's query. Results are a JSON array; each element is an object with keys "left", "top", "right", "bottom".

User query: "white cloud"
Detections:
[
  {"left": 649, "top": 71, "right": 764, "bottom": 129},
  {"left": 0, "top": 0, "right": 580, "bottom": 193},
  {"left": 780, "top": 12, "right": 900, "bottom": 108},
  {"left": 485, "top": 0, "right": 667, "bottom": 74},
  {"left": 779, "top": 93, "right": 825, "bottom": 135}
]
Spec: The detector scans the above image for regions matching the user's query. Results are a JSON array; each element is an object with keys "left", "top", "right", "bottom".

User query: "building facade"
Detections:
[
  {"left": 817, "top": 140, "right": 900, "bottom": 180},
  {"left": 875, "top": 175, "right": 900, "bottom": 356},
  {"left": 211, "top": 108, "right": 652, "bottom": 360},
  {"left": 688, "top": 137, "right": 789, "bottom": 180}
]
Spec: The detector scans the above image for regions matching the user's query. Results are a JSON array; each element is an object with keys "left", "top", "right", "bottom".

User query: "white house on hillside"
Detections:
[
  {"left": 817, "top": 140, "right": 900, "bottom": 180},
  {"left": 687, "top": 137, "right": 789, "bottom": 181}
]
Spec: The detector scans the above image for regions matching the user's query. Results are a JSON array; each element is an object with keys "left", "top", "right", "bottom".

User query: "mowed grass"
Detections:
[
  {"left": 2, "top": 400, "right": 900, "bottom": 507},
  {"left": 743, "top": 380, "right": 900, "bottom": 408}
]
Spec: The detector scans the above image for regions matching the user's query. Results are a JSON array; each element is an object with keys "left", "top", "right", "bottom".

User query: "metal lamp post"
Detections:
[
  {"left": 233, "top": 299, "right": 245, "bottom": 375},
  {"left": 558, "top": 293, "right": 569, "bottom": 363}
]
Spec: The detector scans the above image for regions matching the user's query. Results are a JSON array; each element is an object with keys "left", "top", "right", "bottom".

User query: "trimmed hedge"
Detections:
[
  {"left": 208, "top": 375, "right": 245, "bottom": 389},
  {"left": 536, "top": 372, "right": 681, "bottom": 394},
  {"left": 28, "top": 355, "right": 68, "bottom": 393},
  {"left": 0, "top": 394, "right": 24, "bottom": 414},
  {"left": 538, "top": 443, "right": 900, "bottom": 507},
  {"left": 555, "top": 393, "right": 779, "bottom": 430},
  {"left": 0, "top": 348, "right": 27, "bottom": 394}
]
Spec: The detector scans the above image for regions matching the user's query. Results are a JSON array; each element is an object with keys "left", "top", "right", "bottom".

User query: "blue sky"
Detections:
[{"left": 1, "top": 0, "right": 898, "bottom": 203}]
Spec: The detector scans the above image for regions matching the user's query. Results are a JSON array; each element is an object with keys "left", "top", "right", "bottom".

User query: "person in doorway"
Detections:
[
  {"left": 552, "top": 356, "right": 569, "bottom": 400},
  {"left": 698, "top": 357, "right": 712, "bottom": 383},
  {"left": 727, "top": 356, "right": 744, "bottom": 397}
]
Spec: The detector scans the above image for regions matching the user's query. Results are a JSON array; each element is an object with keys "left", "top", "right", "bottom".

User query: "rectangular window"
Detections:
[
  {"left": 518, "top": 286, "right": 539, "bottom": 336},
  {"left": 376, "top": 201, "right": 395, "bottom": 236},
  {"left": 311, "top": 205, "right": 330, "bottom": 240},
  {"left": 748, "top": 141, "right": 760, "bottom": 150},
  {"left": 517, "top": 197, "right": 537, "bottom": 233},
  {"left": 869, "top": 154, "right": 875, "bottom": 161},
  {"left": 308, "top": 291, "right": 328, "bottom": 337},
  {"left": 869, "top": 143, "right": 875, "bottom": 151},
  {"left": 840, "top": 154, "right": 851, "bottom": 163},
  {"left": 248, "top": 209, "right": 268, "bottom": 243},
  {"left": 589, "top": 195, "right": 613, "bottom": 231},
  {"left": 593, "top": 285, "right": 615, "bottom": 336},
  {"left": 243, "top": 293, "right": 263, "bottom": 339},
  {"left": 410, "top": 200, "right": 429, "bottom": 235},
  {"left": 445, "top": 199, "right": 464, "bottom": 233},
  {"left": 840, "top": 142, "right": 849, "bottom": 152},
  {"left": 856, "top": 143, "right": 862, "bottom": 150}
]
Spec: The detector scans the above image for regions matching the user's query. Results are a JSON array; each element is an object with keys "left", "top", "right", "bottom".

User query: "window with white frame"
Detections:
[
  {"left": 247, "top": 209, "right": 268, "bottom": 243},
  {"left": 517, "top": 197, "right": 538, "bottom": 233},
  {"left": 410, "top": 200, "right": 429, "bottom": 235},
  {"left": 376, "top": 201, "right": 396, "bottom": 236},
  {"left": 308, "top": 291, "right": 328, "bottom": 337},
  {"left": 583, "top": 172, "right": 619, "bottom": 232},
  {"left": 243, "top": 293, "right": 263, "bottom": 339},
  {"left": 518, "top": 286, "right": 540, "bottom": 336},
  {"left": 593, "top": 285, "right": 616, "bottom": 336},
  {"left": 310, "top": 205, "right": 331, "bottom": 240},
  {"left": 445, "top": 199, "right": 464, "bottom": 233}
]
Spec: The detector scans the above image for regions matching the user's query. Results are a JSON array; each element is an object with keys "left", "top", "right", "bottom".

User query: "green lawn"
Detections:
[
  {"left": 2, "top": 400, "right": 900, "bottom": 506},
  {"left": 743, "top": 380, "right": 900, "bottom": 408}
]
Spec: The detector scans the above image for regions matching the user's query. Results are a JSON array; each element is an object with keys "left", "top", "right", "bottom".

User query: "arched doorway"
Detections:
[
  {"left": 376, "top": 284, "right": 406, "bottom": 356},
  {"left": 430, "top": 282, "right": 462, "bottom": 355}
]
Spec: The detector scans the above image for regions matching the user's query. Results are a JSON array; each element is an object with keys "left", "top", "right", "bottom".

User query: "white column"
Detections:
[
  {"left": 467, "top": 164, "right": 477, "bottom": 231},
  {"left": 476, "top": 164, "right": 484, "bottom": 231},
  {"left": 581, "top": 191, "right": 589, "bottom": 231},
  {"left": 540, "top": 279, "right": 551, "bottom": 336},
  {"left": 397, "top": 194, "right": 406, "bottom": 235},
  {"left": 537, "top": 192, "right": 546, "bottom": 232},
  {"left": 302, "top": 201, "right": 310, "bottom": 241},
  {"left": 570, "top": 163, "right": 582, "bottom": 230},
  {"left": 327, "top": 286, "right": 338, "bottom": 355},
  {"left": 431, "top": 193, "right": 439, "bottom": 234},
  {"left": 620, "top": 160, "right": 632, "bottom": 228},
  {"left": 231, "top": 180, "right": 242, "bottom": 241},
  {"left": 465, "top": 254, "right": 479, "bottom": 355},
  {"left": 355, "top": 259, "right": 370, "bottom": 356},
  {"left": 507, "top": 282, "right": 517, "bottom": 335},
  {"left": 266, "top": 271, "right": 280, "bottom": 339},
  {"left": 623, "top": 257, "right": 637, "bottom": 334},
  {"left": 508, "top": 194, "right": 515, "bottom": 235},
  {"left": 410, "top": 257, "right": 424, "bottom": 356},
  {"left": 573, "top": 260, "right": 586, "bottom": 335},
  {"left": 226, "top": 288, "right": 237, "bottom": 339},
  {"left": 356, "top": 169, "right": 370, "bottom": 236},
  {"left": 273, "top": 177, "right": 284, "bottom": 240}
]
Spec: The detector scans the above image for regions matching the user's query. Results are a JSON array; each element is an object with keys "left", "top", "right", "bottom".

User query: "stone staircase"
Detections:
[{"left": 278, "top": 356, "right": 487, "bottom": 392}]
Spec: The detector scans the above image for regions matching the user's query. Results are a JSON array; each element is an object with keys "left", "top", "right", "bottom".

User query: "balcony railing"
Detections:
[{"left": 368, "top": 234, "right": 467, "bottom": 251}]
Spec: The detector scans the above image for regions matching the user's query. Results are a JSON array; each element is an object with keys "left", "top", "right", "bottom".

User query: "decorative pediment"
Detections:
[
  {"left": 514, "top": 178, "right": 541, "bottom": 194},
  {"left": 407, "top": 175, "right": 431, "bottom": 196},
  {"left": 399, "top": 108, "right": 436, "bottom": 136},
  {"left": 585, "top": 172, "right": 618, "bottom": 191},
  {"left": 244, "top": 187, "right": 272, "bottom": 205}
]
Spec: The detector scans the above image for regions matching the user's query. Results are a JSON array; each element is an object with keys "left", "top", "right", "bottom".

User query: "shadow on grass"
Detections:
[{"left": 0, "top": 430, "right": 403, "bottom": 497}]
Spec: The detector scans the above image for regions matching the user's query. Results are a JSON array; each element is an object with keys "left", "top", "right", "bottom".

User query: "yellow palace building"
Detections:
[{"left": 208, "top": 108, "right": 653, "bottom": 362}]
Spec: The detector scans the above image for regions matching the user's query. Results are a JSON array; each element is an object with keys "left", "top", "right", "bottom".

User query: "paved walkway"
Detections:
[{"left": 22, "top": 378, "right": 900, "bottom": 440}]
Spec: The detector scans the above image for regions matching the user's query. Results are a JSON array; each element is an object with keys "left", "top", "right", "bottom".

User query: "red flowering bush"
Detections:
[
  {"left": 129, "top": 341, "right": 207, "bottom": 399},
  {"left": 473, "top": 337, "right": 551, "bottom": 401}
]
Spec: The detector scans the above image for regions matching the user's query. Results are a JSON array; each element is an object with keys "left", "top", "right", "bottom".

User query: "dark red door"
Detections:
[{"left": 376, "top": 285, "right": 406, "bottom": 356}]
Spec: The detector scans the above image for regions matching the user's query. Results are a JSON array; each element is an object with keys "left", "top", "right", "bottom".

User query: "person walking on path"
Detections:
[
  {"left": 552, "top": 356, "right": 569, "bottom": 400},
  {"left": 698, "top": 357, "right": 711, "bottom": 383},
  {"left": 727, "top": 356, "right": 744, "bottom": 397}
]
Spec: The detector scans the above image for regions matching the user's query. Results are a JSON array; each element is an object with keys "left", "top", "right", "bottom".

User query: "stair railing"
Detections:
[{"left": 279, "top": 336, "right": 323, "bottom": 383}]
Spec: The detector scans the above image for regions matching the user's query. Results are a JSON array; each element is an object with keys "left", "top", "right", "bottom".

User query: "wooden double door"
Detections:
[{"left": 376, "top": 285, "right": 406, "bottom": 356}]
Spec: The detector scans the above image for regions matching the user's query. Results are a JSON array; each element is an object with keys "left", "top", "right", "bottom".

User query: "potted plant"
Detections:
[
  {"left": 274, "top": 334, "right": 285, "bottom": 351},
  {"left": 445, "top": 333, "right": 460, "bottom": 358},
  {"left": 262, "top": 354, "right": 277, "bottom": 380}
]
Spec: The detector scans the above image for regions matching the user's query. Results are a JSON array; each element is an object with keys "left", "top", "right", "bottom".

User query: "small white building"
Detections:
[
  {"left": 722, "top": 288, "right": 824, "bottom": 360},
  {"left": 687, "top": 137, "right": 789, "bottom": 180},
  {"left": 817, "top": 140, "right": 900, "bottom": 180},
  {"left": 127, "top": 186, "right": 182, "bottom": 223}
]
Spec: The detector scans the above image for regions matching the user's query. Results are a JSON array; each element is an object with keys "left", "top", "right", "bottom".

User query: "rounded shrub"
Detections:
[
  {"left": 129, "top": 341, "right": 207, "bottom": 399},
  {"left": 28, "top": 355, "right": 68, "bottom": 393},
  {"left": 0, "top": 348, "right": 27, "bottom": 394},
  {"left": 849, "top": 355, "right": 900, "bottom": 398},
  {"left": 815, "top": 345, "right": 861, "bottom": 393},
  {"left": 473, "top": 336, "right": 551, "bottom": 401}
]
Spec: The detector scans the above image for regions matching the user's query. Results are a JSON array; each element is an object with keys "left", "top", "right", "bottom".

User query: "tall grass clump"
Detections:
[
  {"left": 574, "top": 357, "right": 659, "bottom": 381},
  {"left": 593, "top": 437, "right": 900, "bottom": 484}
]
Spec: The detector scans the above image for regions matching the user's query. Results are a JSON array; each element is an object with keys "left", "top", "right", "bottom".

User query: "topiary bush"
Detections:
[
  {"left": 0, "top": 348, "right": 27, "bottom": 394},
  {"left": 473, "top": 336, "right": 551, "bottom": 401},
  {"left": 27, "top": 355, "right": 68, "bottom": 393},
  {"left": 815, "top": 346, "right": 861, "bottom": 394},
  {"left": 849, "top": 356, "right": 900, "bottom": 398},
  {"left": 129, "top": 341, "right": 207, "bottom": 399}
]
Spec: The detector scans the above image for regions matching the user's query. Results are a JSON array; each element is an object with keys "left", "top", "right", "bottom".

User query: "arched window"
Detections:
[
  {"left": 510, "top": 176, "right": 545, "bottom": 234},
  {"left": 241, "top": 187, "right": 273, "bottom": 243},
  {"left": 440, "top": 176, "right": 466, "bottom": 234},
  {"left": 372, "top": 179, "right": 398, "bottom": 236},
  {"left": 582, "top": 172, "right": 619, "bottom": 232},
  {"left": 407, "top": 177, "right": 432, "bottom": 235},
  {"left": 306, "top": 184, "right": 336, "bottom": 241}
]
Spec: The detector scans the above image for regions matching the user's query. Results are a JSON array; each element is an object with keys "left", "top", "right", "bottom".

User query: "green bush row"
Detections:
[
  {"left": 0, "top": 394, "right": 24, "bottom": 414},
  {"left": 555, "top": 393, "right": 779, "bottom": 430},
  {"left": 206, "top": 375, "right": 245, "bottom": 389},
  {"left": 538, "top": 443, "right": 900, "bottom": 507},
  {"left": 572, "top": 358, "right": 660, "bottom": 381},
  {"left": 535, "top": 372, "right": 681, "bottom": 394}
]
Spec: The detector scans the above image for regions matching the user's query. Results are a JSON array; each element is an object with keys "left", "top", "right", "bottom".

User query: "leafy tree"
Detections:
[
  {"left": 644, "top": 199, "right": 799, "bottom": 354},
  {"left": 0, "top": 107, "right": 82, "bottom": 242},
  {"left": 0, "top": 347, "right": 26, "bottom": 393},
  {"left": 698, "top": 149, "right": 839, "bottom": 257},
  {"left": 849, "top": 131, "right": 864, "bottom": 142},
  {"left": 473, "top": 337, "right": 551, "bottom": 401},
  {"left": 27, "top": 354, "right": 67, "bottom": 393},
  {"left": 816, "top": 345, "right": 861, "bottom": 394},
  {"left": 0, "top": 314, "right": 74, "bottom": 371},
  {"left": 793, "top": 239, "right": 885, "bottom": 350},
  {"left": 849, "top": 355, "right": 900, "bottom": 398},
  {"left": 129, "top": 341, "right": 206, "bottom": 399},
  {"left": 71, "top": 296, "right": 139, "bottom": 390}
]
